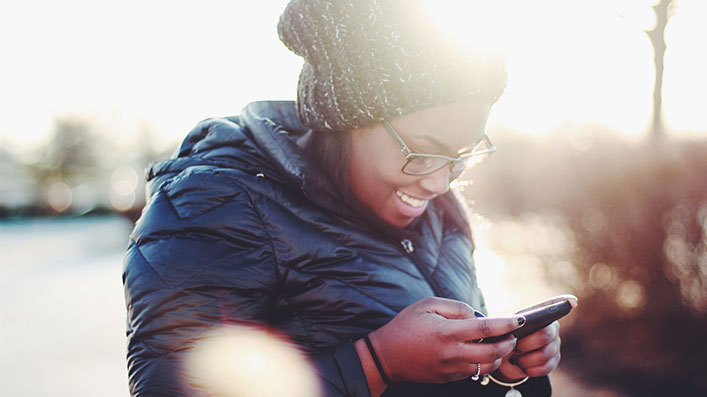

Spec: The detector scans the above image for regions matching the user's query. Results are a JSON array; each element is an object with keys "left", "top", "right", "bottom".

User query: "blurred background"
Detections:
[{"left": 1, "top": 0, "right": 705, "bottom": 396}]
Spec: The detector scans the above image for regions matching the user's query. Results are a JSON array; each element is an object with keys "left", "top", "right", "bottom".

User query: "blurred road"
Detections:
[{"left": 0, "top": 216, "right": 131, "bottom": 397}]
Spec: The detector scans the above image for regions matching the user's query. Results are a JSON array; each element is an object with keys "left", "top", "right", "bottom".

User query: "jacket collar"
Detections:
[
  {"left": 240, "top": 101, "right": 310, "bottom": 186},
  {"left": 240, "top": 101, "right": 350, "bottom": 217}
]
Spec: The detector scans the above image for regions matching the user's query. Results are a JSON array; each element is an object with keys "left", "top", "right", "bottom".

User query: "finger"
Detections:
[
  {"left": 514, "top": 294, "right": 578, "bottom": 314},
  {"left": 514, "top": 337, "right": 561, "bottom": 369},
  {"left": 463, "top": 358, "right": 503, "bottom": 377},
  {"left": 454, "top": 337, "right": 518, "bottom": 363},
  {"left": 422, "top": 297, "right": 478, "bottom": 320},
  {"left": 516, "top": 322, "right": 559, "bottom": 354},
  {"left": 497, "top": 358, "right": 528, "bottom": 381},
  {"left": 520, "top": 351, "right": 561, "bottom": 378},
  {"left": 476, "top": 358, "right": 504, "bottom": 375},
  {"left": 444, "top": 359, "right": 503, "bottom": 383},
  {"left": 450, "top": 316, "right": 526, "bottom": 341}
]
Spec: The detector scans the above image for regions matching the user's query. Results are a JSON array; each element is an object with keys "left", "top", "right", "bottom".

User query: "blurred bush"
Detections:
[
  {"left": 0, "top": 115, "right": 170, "bottom": 220},
  {"left": 464, "top": 126, "right": 707, "bottom": 395}
]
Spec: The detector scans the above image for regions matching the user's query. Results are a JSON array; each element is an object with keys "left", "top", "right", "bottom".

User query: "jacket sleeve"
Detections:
[
  {"left": 123, "top": 171, "right": 374, "bottom": 397},
  {"left": 312, "top": 342, "right": 371, "bottom": 397},
  {"left": 123, "top": 173, "right": 280, "bottom": 396}
]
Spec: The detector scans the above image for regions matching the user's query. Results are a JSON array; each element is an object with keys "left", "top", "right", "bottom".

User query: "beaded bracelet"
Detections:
[{"left": 362, "top": 335, "right": 391, "bottom": 384}]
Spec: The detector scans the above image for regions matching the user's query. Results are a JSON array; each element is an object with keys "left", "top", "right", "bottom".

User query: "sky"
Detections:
[{"left": 1, "top": 0, "right": 705, "bottom": 153}]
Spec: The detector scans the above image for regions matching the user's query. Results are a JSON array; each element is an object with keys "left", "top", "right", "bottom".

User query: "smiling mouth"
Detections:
[{"left": 395, "top": 190, "right": 427, "bottom": 208}]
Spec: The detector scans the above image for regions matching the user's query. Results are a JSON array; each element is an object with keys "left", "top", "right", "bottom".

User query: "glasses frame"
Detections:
[{"left": 382, "top": 120, "right": 496, "bottom": 179}]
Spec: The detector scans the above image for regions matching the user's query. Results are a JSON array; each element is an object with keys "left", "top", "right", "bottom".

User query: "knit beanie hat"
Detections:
[{"left": 277, "top": 0, "right": 507, "bottom": 133}]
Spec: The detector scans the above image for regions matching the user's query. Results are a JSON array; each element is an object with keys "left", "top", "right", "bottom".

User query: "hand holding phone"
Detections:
[{"left": 482, "top": 294, "right": 577, "bottom": 342}]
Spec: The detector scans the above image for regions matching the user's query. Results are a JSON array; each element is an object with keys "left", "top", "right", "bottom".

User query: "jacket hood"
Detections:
[{"left": 145, "top": 101, "right": 347, "bottom": 218}]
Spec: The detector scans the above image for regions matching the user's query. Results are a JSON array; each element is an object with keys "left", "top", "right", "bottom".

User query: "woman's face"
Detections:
[{"left": 347, "top": 100, "right": 492, "bottom": 228}]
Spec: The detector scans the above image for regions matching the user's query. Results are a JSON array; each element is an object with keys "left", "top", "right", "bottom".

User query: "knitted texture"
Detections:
[{"left": 277, "top": 0, "right": 507, "bottom": 133}]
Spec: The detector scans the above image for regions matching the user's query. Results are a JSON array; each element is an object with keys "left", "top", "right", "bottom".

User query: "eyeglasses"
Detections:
[{"left": 383, "top": 120, "right": 496, "bottom": 180}]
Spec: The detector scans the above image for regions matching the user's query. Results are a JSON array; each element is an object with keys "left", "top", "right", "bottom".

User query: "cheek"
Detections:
[
  {"left": 370, "top": 149, "right": 410, "bottom": 185},
  {"left": 348, "top": 158, "right": 412, "bottom": 219},
  {"left": 354, "top": 163, "right": 396, "bottom": 198},
  {"left": 367, "top": 162, "right": 412, "bottom": 196},
  {"left": 347, "top": 130, "right": 418, "bottom": 205},
  {"left": 351, "top": 150, "right": 401, "bottom": 190}
]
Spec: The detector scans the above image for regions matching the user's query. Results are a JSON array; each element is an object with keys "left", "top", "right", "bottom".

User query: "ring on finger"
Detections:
[{"left": 471, "top": 362, "right": 481, "bottom": 381}]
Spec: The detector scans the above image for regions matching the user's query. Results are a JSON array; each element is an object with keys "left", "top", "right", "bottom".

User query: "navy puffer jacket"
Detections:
[{"left": 122, "top": 101, "right": 551, "bottom": 396}]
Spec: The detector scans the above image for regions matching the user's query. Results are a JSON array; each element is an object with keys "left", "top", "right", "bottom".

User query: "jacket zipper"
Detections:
[{"left": 398, "top": 237, "right": 447, "bottom": 298}]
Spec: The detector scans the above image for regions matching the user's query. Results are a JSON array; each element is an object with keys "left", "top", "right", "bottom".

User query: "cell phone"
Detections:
[{"left": 483, "top": 299, "right": 574, "bottom": 343}]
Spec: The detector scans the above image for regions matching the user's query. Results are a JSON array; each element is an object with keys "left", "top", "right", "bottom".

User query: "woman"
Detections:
[{"left": 123, "top": 1, "right": 564, "bottom": 396}]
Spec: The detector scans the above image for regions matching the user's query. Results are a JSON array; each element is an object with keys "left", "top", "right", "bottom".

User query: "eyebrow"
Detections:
[
  {"left": 410, "top": 134, "right": 453, "bottom": 154},
  {"left": 411, "top": 133, "right": 476, "bottom": 156}
]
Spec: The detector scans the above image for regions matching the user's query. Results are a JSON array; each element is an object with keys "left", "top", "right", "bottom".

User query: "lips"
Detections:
[
  {"left": 395, "top": 190, "right": 427, "bottom": 208},
  {"left": 393, "top": 190, "right": 430, "bottom": 220}
]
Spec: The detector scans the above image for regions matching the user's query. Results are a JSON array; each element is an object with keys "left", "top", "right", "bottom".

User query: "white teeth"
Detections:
[{"left": 395, "top": 190, "right": 426, "bottom": 208}]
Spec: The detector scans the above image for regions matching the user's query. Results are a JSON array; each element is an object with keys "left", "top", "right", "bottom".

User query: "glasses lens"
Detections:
[
  {"left": 400, "top": 134, "right": 495, "bottom": 179},
  {"left": 404, "top": 156, "right": 448, "bottom": 175},
  {"left": 462, "top": 153, "right": 490, "bottom": 168},
  {"left": 449, "top": 152, "right": 492, "bottom": 180},
  {"left": 472, "top": 135, "right": 494, "bottom": 156}
]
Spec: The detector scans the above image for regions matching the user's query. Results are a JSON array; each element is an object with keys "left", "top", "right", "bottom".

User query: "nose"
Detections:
[{"left": 417, "top": 166, "right": 451, "bottom": 196}]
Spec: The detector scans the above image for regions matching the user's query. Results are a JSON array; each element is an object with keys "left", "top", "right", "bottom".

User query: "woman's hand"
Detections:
[
  {"left": 494, "top": 295, "right": 576, "bottom": 381},
  {"left": 494, "top": 321, "right": 561, "bottom": 381},
  {"left": 362, "top": 297, "right": 526, "bottom": 385}
]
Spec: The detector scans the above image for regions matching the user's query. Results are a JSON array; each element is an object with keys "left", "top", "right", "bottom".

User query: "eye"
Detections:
[{"left": 405, "top": 156, "right": 448, "bottom": 174}]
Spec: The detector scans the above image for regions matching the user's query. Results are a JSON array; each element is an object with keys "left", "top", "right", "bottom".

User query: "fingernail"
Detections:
[
  {"left": 517, "top": 316, "right": 526, "bottom": 326},
  {"left": 473, "top": 310, "right": 486, "bottom": 318}
]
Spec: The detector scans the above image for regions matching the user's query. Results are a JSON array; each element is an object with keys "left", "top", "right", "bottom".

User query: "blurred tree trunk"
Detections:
[{"left": 645, "top": 0, "right": 674, "bottom": 140}]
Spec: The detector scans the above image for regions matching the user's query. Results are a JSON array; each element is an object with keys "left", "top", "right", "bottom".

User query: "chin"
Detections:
[{"left": 384, "top": 215, "right": 415, "bottom": 229}]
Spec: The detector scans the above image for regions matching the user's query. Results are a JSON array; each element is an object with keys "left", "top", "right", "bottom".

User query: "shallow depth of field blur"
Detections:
[{"left": 1, "top": 1, "right": 706, "bottom": 396}]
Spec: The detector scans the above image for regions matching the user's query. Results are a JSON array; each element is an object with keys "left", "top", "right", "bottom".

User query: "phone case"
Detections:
[{"left": 483, "top": 300, "right": 572, "bottom": 342}]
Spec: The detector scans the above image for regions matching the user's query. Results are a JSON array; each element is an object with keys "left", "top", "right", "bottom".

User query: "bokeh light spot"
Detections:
[
  {"left": 110, "top": 165, "right": 138, "bottom": 211},
  {"left": 569, "top": 129, "right": 595, "bottom": 152},
  {"left": 616, "top": 280, "right": 646, "bottom": 311},
  {"left": 47, "top": 181, "right": 72, "bottom": 213},
  {"left": 588, "top": 262, "right": 616, "bottom": 290},
  {"left": 111, "top": 165, "right": 138, "bottom": 196},
  {"left": 582, "top": 208, "right": 608, "bottom": 235},
  {"left": 110, "top": 190, "right": 135, "bottom": 212},
  {"left": 183, "top": 326, "right": 321, "bottom": 397}
]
